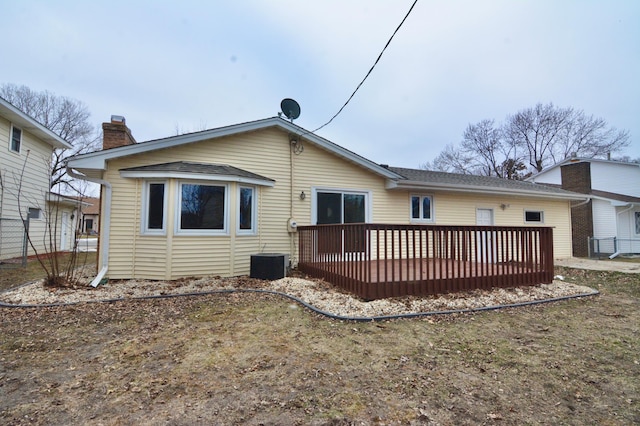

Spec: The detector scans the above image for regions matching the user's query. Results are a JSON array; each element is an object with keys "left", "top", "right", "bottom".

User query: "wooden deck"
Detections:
[{"left": 298, "top": 224, "right": 554, "bottom": 300}]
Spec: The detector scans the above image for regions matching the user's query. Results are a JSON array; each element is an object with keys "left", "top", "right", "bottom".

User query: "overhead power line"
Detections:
[{"left": 311, "top": 0, "right": 419, "bottom": 134}]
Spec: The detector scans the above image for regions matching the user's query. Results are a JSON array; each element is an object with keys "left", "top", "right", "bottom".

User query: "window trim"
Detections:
[
  {"left": 237, "top": 185, "right": 256, "bottom": 235},
  {"left": 175, "top": 180, "right": 229, "bottom": 236},
  {"left": 410, "top": 194, "right": 434, "bottom": 223},
  {"left": 634, "top": 211, "right": 640, "bottom": 236},
  {"left": 10, "top": 124, "right": 22, "bottom": 153},
  {"left": 141, "top": 180, "right": 168, "bottom": 235},
  {"left": 524, "top": 209, "right": 544, "bottom": 224}
]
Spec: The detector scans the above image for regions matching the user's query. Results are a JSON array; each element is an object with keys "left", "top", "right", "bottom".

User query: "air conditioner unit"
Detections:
[{"left": 250, "top": 253, "right": 289, "bottom": 280}]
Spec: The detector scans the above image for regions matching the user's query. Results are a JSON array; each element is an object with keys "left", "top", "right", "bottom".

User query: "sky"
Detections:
[{"left": 2, "top": 0, "right": 639, "bottom": 168}]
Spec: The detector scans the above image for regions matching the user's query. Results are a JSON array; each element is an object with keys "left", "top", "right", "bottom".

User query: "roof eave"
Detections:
[
  {"left": 66, "top": 117, "right": 403, "bottom": 180},
  {"left": 1, "top": 98, "right": 72, "bottom": 149},
  {"left": 119, "top": 170, "right": 275, "bottom": 187},
  {"left": 389, "top": 180, "right": 588, "bottom": 200}
]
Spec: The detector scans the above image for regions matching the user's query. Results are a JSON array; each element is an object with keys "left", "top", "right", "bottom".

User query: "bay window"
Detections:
[
  {"left": 143, "top": 181, "right": 167, "bottom": 234},
  {"left": 238, "top": 186, "right": 255, "bottom": 234}
]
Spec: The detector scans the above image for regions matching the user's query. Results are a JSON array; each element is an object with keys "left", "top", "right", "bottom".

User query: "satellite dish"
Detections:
[{"left": 280, "top": 98, "right": 301, "bottom": 121}]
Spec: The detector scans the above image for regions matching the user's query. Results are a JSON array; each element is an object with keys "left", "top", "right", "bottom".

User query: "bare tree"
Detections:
[
  {"left": 421, "top": 143, "right": 475, "bottom": 174},
  {"left": 425, "top": 102, "right": 631, "bottom": 177},
  {"left": 0, "top": 83, "right": 100, "bottom": 193},
  {"left": 504, "top": 103, "right": 630, "bottom": 172},
  {"left": 423, "top": 120, "right": 529, "bottom": 179},
  {"left": 460, "top": 119, "right": 523, "bottom": 178}
]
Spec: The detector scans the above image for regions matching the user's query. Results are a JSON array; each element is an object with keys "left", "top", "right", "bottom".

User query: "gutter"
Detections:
[
  {"left": 387, "top": 180, "right": 588, "bottom": 201},
  {"left": 66, "top": 166, "right": 112, "bottom": 287},
  {"left": 570, "top": 198, "right": 591, "bottom": 208}
]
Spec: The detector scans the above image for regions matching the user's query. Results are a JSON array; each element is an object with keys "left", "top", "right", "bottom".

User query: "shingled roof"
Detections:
[
  {"left": 119, "top": 161, "right": 275, "bottom": 185},
  {"left": 388, "top": 167, "right": 586, "bottom": 200}
]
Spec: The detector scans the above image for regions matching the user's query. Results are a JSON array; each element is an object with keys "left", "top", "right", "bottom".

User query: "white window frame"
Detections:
[
  {"left": 10, "top": 124, "right": 22, "bottom": 153},
  {"left": 410, "top": 194, "right": 434, "bottom": 223},
  {"left": 175, "top": 181, "right": 229, "bottom": 236},
  {"left": 524, "top": 209, "right": 544, "bottom": 224},
  {"left": 311, "top": 187, "right": 372, "bottom": 225},
  {"left": 237, "top": 185, "right": 256, "bottom": 235},
  {"left": 141, "top": 180, "right": 168, "bottom": 235},
  {"left": 634, "top": 211, "right": 640, "bottom": 236}
]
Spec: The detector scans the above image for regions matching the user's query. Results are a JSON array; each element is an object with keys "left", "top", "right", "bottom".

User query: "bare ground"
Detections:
[{"left": 1, "top": 266, "right": 639, "bottom": 425}]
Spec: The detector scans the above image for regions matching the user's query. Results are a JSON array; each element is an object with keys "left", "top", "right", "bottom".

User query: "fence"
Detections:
[
  {"left": 589, "top": 237, "right": 640, "bottom": 258},
  {"left": 0, "top": 218, "right": 28, "bottom": 267},
  {"left": 298, "top": 223, "right": 554, "bottom": 300}
]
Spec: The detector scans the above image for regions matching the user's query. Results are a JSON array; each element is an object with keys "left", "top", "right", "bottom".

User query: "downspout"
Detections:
[
  {"left": 66, "top": 166, "right": 111, "bottom": 287},
  {"left": 609, "top": 204, "right": 635, "bottom": 259}
]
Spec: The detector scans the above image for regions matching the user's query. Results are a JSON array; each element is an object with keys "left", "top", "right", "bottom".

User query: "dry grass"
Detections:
[
  {"left": 0, "top": 251, "right": 96, "bottom": 292},
  {"left": 0, "top": 265, "right": 638, "bottom": 425}
]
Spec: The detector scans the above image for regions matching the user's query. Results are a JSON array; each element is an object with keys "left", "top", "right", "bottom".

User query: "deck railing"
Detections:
[{"left": 298, "top": 223, "right": 554, "bottom": 300}]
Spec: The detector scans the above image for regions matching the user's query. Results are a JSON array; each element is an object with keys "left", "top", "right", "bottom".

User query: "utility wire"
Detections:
[{"left": 310, "top": 0, "right": 419, "bottom": 134}]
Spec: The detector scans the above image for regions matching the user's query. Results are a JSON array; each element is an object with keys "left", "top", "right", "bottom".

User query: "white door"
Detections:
[
  {"left": 61, "top": 212, "right": 69, "bottom": 251},
  {"left": 476, "top": 208, "right": 494, "bottom": 226},
  {"left": 476, "top": 209, "right": 494, "bottom": 262}
]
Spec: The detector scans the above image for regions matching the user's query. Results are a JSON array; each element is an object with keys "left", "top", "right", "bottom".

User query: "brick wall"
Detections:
[
  {"left": 561, "top": 162, "right": 591, "bottom": 193},
  {"left": 561, "top": 162, "right": 593, "bottom": 257},
  {"left": 569, "top": 200, "right": 593, "bottom": 257}
]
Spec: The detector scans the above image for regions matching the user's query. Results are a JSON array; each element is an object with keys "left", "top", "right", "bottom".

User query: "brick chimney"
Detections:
[
  {"left": 102, "top": 115, "right": 136, "bottom": 150},
  {"left": 561, "top": 161, "right": 593, "bottom": 257},
  {"left": 560, "top": 161, "right": 591, "bottom": 194}
]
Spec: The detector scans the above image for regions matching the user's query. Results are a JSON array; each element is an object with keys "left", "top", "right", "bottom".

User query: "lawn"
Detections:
[
  {"left": 0, "top": 251, "right": 96, "bottom": 292},
  {"left": 0, "top": 264, "right": 638, "bottom": 425}
]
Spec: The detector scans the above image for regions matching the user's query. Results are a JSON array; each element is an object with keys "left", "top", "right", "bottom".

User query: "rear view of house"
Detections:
[{"left": 66, "top": 116, "right": 587, "bottom": 292}]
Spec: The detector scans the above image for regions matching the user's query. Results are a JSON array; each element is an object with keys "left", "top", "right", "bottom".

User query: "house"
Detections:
[
  {"left": 78, "top": 196, "right": 100, "bottom": 234},
  {"left": 65, "top": 116, "right": 587, "bottom": 287},
  {"left": 0, "top": 96, "right": 75, "bottom": 261},
  {"left": 528, "top": 156, "right": 640, "bottom": 257}
]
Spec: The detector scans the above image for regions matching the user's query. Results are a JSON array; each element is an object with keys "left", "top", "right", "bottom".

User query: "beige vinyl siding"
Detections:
[
  {"left": 362, "top": 191, "right": 572, "bottom": 259},
  {"left": 425, "top": 191, "right": 573, "bottom": 257},
  {"left": 170, "top": 237, "right": 233, "bottom": 278},
  {"left": 290, "top": 141, "right": 404, "bottom": 224},
  {"left": 101, "top": 125, "right": 574, "bottom": 280},
  {"left": 167, "top": 129, "right": 292, "bottom": 259},
  {"left": 130, "top": 237, "right": 171, "bottom": 279},
  {"left": 103, "top": 128, "right": 294, "bottom": 279}
]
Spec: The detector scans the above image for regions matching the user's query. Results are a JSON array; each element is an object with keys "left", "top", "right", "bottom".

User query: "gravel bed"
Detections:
[{"left": 0, "top": 268, "right": 597, "bottom": 317}]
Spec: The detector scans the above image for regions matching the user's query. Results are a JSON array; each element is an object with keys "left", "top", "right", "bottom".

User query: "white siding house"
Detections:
[{"left": 529, "top": 157, "right": 640, "bottom": 256}]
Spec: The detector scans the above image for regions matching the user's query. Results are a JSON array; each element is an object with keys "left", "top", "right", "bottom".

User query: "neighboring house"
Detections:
[
  {"left": 66, "top": 116, "right": 586, "bottom": 284},
  {"left": 47, "top": 193, "right": 89, "bottom": 251},
  {"left": 0, "top": 97, "right": 75, "bottom": 260},
  {"left": 79, "top": 196, "right": 100, "bottom": 234},
  {"left": 528, "top": 157, "right": 640, "bottom": 257}
]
